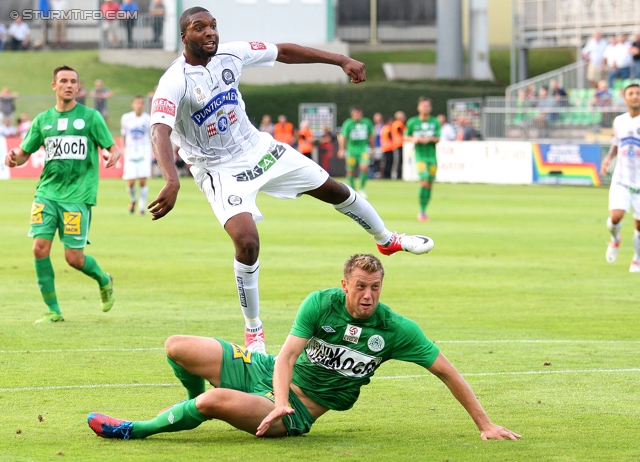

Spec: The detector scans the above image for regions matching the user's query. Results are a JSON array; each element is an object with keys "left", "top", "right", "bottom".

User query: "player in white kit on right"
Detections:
[
  {"left": 147, "top": 7, "right": 434, "bottom": 354},
  {"left": 601, "top": 83, "right": 640, "bottom": 272},
  {"left": 121, "top": 95, "right": 152, "bottom": 215}
]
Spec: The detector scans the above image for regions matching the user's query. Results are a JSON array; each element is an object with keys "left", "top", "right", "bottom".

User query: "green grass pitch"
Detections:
[{"left": 1, "top": 178, "right": 639, "bottom": 461}]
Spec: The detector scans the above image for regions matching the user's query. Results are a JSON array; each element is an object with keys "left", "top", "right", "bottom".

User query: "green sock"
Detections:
[
  {"left": 35, "top": 257, "right": 61, "bottom": 315},
  {"left": 167, "top": 357, "right": 206, "bottom": 399},
  {"left": 419, "top": 187, "right": 431, "bottom": 213},
  {"left": 359, "top": 172, "right": 368, "bottom": 189},
  {"left": 131, "top": 399, "right": 209, "bottom": 439},
  {"left": 80, "top": 255, "right": 109, "bottom": 287},
  {"left": 348, "top": 174, "right": 356, "bottom": 189}
]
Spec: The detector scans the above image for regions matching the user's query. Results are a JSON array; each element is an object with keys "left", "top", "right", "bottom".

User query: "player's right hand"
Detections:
[
  {"left": 256, "top": 405, "right": 295, "bottom": 437},
  {"left": 5, "top": 149, "right": 18, "bottom": 167},
  {"left": 148, "top": 182, "right": 180, "bottom": 220}
]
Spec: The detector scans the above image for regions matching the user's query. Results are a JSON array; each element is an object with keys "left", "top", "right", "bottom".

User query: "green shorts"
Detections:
[
  {"left": 216, "top": 339, "right": 316, "bottom": 436},
  {"left": 416, "top": 159, "right": 437, "bottom": 182},
  {"left": 346, "top": 151, "right": 370, "bottom": 170},
  {"left": 28, "top": 197, "right": 92, "bottom": 249}
]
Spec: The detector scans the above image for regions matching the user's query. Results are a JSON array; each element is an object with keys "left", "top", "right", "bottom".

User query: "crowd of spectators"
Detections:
[{"left": 582, "top": 31, "right": 640, "bottom": 89}]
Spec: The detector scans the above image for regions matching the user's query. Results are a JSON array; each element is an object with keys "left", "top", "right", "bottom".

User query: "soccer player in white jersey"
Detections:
[
  {"left": 601, "top": 83, "right": 640, "bottom": 272},
  {"left": 121, "top": 95, "right": 152, "bottom": 215},
  {"left": 147, "top": 7, "right": 434, "bottom": 353}
]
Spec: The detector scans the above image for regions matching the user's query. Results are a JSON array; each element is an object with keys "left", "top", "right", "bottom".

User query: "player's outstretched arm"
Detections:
[
  {"left": 102, "top": 144, "right": 121, "bottom": 168},
  {"left": 427, "top": 353, "right": 521, "bottom": 441},
  {"left": 148, "top": 123, "right": 180, "bottom": 220},
  {"left": 4, "top": 147, "right": 31, "bottom": 167},
  {"left": 256, "top": 335, "right": 308, "bottom": 436},
  {"left": 275, "top": 43, "right": 366, "bottom": 84}
]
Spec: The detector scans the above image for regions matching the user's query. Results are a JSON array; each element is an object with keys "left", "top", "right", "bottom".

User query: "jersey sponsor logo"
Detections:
[
  {"left": 228, "top": 195, "right": 242, "bottom": 206},
  {"left": 321, "top": 326, "right": 336, "bottom": 333},
  {"left": 367, "top": 335, "right": 385, "bottom": 352},
  {"left": 152, "top": 98, "right": 177, "bottom": 116},
  {"left": 206, "top": 122, "right": 217, "bottom": 137},
  {"left": 343, "top": 324, "right": 362, "bottom": 344},
  {"left": 230, "top": 342, "right": 254, "bottom": 364},
  {"left": 44, "top": 136, "right": 88, "bottom": 160},
  {"left": 57, "top": 118, "right": 68, "bottom": 131},
  {"left": 233, "top": 144, "right": 286, "bottom": 182},
  {"left": 217, "top": 115, "right": 230, "bottom": 134},
  {"left": 305, "top": 337, "right": 382, "bottom": 378},
  {"left": 73, "top": 119, "right": 85, "bottom": 130},
  {"left": 249, "top": 41, "right": 267, "bottom": 50},
  {"left": 194, "top": 85, "right": 208, "bottom": 104},
  {"left": 229, "top": 110, "right": 237, "bottom": 124},
  {"left": 222, "top": 69, "right": 235, "bottom": 85},
  {"left": 343, "top": 211, "right": 371, "bottom": 230},
  {"left": 30, "top": 202, "right": 45, "bottom": 225},
  {"left": 63, "top": 211, "right": 82, "bottom": 235},
  {"left": 191, "top": 89, "right": 239, "bottom": 126}
]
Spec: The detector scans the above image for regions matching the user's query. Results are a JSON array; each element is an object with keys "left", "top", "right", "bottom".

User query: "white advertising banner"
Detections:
[
  {"left": 0, "top": 136, "right": 10, "bottom": 180},
  {"left": 403, "top": 141, "right": 532, "bottom": 184}
]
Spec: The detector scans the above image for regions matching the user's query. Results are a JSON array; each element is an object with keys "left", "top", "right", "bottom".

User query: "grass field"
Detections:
[{"left": 1, "top": 178, "right": 639, "bottom": 461}]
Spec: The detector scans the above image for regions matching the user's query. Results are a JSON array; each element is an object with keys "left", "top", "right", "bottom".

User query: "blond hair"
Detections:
[{"left": 343, "top": 254, "right": 385, "bottom": 280}]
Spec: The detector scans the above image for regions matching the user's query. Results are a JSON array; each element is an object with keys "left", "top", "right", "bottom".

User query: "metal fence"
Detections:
[
  {"left": 483, "top": 96, "right": 625, "bottom": 140},
  {"left": 505, "top": 61, "right": 588, "bottom": 99},
  {"left": 99, "top": 12, "right": 167, "bottom": 49}
]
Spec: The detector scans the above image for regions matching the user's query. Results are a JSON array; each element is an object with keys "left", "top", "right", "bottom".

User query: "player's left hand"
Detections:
[
  {"left": 103, "top": 149, "right": 121, "bottom": 168},
  {"left": 343, "top": 58, "right": 366, "bottom": 84},
  {"left": 148, "top": 182, "right": 180, "bottom": 220},
  {"left": 256, "top": 405, "right": 295, "bottom": 436},
  {"left": 480, "top": 424, "right": 521, "bottom": 440}
]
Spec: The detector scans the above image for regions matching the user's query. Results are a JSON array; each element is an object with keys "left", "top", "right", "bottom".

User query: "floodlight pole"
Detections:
[{"left": 370, "top": 0, "right": 378, "bottom": 45}]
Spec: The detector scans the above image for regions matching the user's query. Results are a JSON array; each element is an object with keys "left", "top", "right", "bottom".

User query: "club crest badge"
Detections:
[{"left": 222, "top": 69, "right": 235, "bottom": 85}]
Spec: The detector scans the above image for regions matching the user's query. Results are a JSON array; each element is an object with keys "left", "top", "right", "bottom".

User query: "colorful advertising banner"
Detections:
[{"left": 532, "top": 143, "right": 602, "bottom": 186}]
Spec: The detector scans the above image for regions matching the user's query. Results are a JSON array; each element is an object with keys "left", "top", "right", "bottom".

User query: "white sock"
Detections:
[
  {"left": 127, "top": 185, "right": 136, "bottom": 203},
  {"left": 233, "top": 259, "right": 262, "bottom": 330},
  {"left": 333, "top": 185, "right": 393, "bottom": 245},
  {"left": 607, "top": 217, "right": 622, "bottom": 242},
  {"left": 633, "top": 230, "right": 640, "bottom": 262},
  {"left": 138, "top": 185, "right": 149, "bottom": 212}
]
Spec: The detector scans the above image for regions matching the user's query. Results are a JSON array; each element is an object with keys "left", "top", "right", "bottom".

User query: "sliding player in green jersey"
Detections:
[
  {"left": 88, "top": 254, "right": 520, "bottom": 441},
  {"left": 405, "top": 97, "right": 440, "bottom": 222},
  {"left": 4, "top": 66, "right": 121, "bottom": 323}
]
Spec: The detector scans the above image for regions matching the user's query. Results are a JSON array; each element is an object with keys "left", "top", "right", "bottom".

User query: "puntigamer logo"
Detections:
[
  {"left": 191, "top": 89, "right": 239, "bottom": 126},
  {"left": 44, "top": 136, "right": 88, "bottom": 160}
]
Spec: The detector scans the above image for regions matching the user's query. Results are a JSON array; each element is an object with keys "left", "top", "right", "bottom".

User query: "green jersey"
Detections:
[
  {"left": 341, "top": 117, "right": 374, "bottom": 155},
  {"left": 290, "top": 288, "right": 440, "bottom": 411},
  {"left": 405, "top": 116, "right": 440, "bottom": 161},
  {"left": 21, "top": 104, "right": 115, "bottom": 206}
]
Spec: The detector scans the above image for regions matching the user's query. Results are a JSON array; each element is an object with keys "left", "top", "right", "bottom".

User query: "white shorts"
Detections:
[
  {"left": 122, "top": 156, "right": 152, "bottom": 180},
  {"left": 609, "top": 182, "right": 640, "bottom": 220},
  {"left": 190, "top": 134, "right": 329, "bottom": 226}
]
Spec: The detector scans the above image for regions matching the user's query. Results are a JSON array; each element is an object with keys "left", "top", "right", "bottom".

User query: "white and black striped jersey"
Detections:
[{"left": 150, "top": 41, "right": 278, "bottom": 166}]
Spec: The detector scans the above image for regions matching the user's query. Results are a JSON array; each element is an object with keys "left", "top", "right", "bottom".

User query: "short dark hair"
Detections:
[
  {"left": 418, "top": 96, "right": 432, "bottom": 104},
  {"left": 53, "top": 65, "right": 77, "bottom": 82},
  {"left": 180, "top": 7, "right": 210, "bottom": 34},
  {"left": 343, "top": 254, "right": 385, "bottom": 280},
  {"left": 350, "top": 105, "right": 363, "bottom": 112},
  {"left": 133, "top": 95, "right": 144, "bottom": 100},
  {"left": 624, "top": 83, "right": 640, "bottom": 94}
]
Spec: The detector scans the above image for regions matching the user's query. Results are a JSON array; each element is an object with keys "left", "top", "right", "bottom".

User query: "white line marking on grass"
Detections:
[
  {"left": 3, "top": 369, "right": 640, "bottom": 392},
  {"left": 375, "top": 368, "right": 640, "bottom": 380}
]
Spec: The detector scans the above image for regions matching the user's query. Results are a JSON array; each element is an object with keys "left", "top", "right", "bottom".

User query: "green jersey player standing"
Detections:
[
  {"left": 338, "top": 106, "right": 375, "bottom": 199},
  {"left": 88, "top": 254, "right": 520, "bottom": 441},
  {"left": 405, "top": 97, "right": 440, "bottom": 222},
  {"left": 4, "top": 66, "right": 121, "bottom": 323}
]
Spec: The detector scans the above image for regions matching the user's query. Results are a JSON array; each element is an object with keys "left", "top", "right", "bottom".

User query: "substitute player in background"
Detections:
[
  {"left": 88, "top": 254, "right": 520, "bottom": 441},
  {"left": 147, "top": 7, "right": 434, "bottom": 354},
  {"left": 405, "top": 97, "right": 440, "bottom": 222},
  {"left": 338, "top": 106, "right": 374, "bottom": 199},
  {"left": 121, "top": 95, "right": 152, "bottom": 215},
  {"left": 601, "top": 83, "right": 640, "bottom": 271},
  {"left": 4, "top": 66, "right": 120, "bottom": 323}
]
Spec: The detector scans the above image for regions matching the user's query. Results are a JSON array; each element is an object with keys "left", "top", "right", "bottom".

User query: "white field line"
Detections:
[
  {"left": 2, "top": 368, "right": 640, "bottom": 392},
  {"left": 1, "top": 339, "right": 639, "bottom": 354}
]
